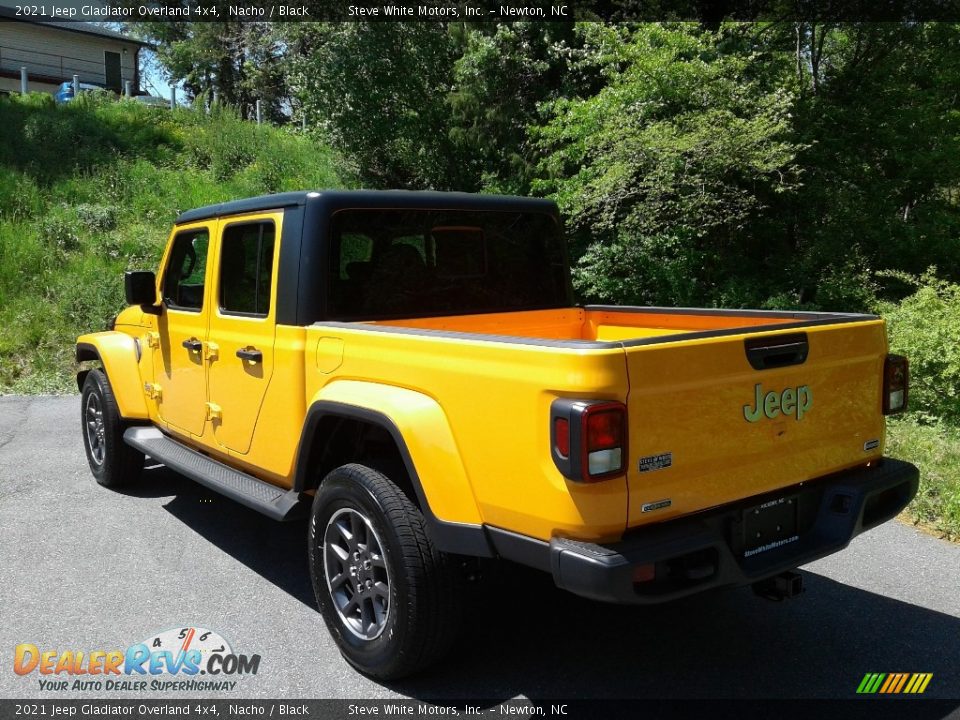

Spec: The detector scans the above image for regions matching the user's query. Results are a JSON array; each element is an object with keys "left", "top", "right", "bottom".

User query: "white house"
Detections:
[{"left": 0, "top": 12, "right": 147, "bottom": 96}]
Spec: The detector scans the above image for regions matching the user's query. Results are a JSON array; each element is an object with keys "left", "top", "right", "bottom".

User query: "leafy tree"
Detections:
[
  {"left": 783, "top": 22, "right": 960, "bottom": 306},
  {"left": 284, "top": 23, "right": 459, "bottom": 188},
  {"left": 447, "top": 22, "right": 583, "bottom": 193},
  {"left": 534, "top": 24, "right": 801, "bottom": 307},
  {"left": 128, "top": 21, "right": 288, "bottom": 121},
  {"left": 284, "top": 23, "right": 585, "bottom": 191}
]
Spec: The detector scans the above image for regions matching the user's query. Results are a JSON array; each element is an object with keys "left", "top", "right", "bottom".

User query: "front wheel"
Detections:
[
  {"left": 309, "top": 463, "right": 463, "bottom": 679},
  {"left": 80, "top": 369, "right": 143, "bottom": 488}
]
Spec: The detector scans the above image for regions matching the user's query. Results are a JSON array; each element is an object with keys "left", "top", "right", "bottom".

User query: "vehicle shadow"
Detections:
[
  {"left": 389, "top": 565, "right": 960, "bottom": 703},
  {"left": 125, "top": 464, "right": 314, "bottom": 609},
  {"left": 133, "top": 465, "right": 960, "bottom": 703}
]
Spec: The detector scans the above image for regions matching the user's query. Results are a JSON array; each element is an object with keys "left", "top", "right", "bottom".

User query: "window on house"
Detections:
[{"left": 104, "top": 51, "right": 122, "bottom": 92}]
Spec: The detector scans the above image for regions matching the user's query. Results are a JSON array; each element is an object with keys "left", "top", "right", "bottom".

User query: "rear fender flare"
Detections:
[{"left": 294, "top": 380, "right": 492, "bottom": 557}]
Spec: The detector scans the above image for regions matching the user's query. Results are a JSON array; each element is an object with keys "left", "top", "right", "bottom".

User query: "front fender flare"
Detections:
[
  {"left": 295, "top": 380, "right": 492, "bottom": 557},
  {"left": 76, "top": 332, "right": 149, "bottom": 420}
]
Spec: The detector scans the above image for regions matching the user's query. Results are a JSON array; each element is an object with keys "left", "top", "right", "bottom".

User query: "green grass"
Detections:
[
  {"left": 0, "top": 92, "right": 349, "bottom": 393},
  {"left": 887, "top": 419, "right": 960, "bottom": 541}
]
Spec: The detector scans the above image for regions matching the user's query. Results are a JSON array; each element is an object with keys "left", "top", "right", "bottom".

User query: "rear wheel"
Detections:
[
  {"left": 309, "top": 463, "right": 463, "bottom": 679},
  {"left": 80, "top": 369, "right": 143, "bottom": 488}
]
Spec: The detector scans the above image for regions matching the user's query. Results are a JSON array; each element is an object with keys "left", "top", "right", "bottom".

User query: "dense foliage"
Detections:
[{"left": 882, "top": 272, "right": 960, "bottom": 425}]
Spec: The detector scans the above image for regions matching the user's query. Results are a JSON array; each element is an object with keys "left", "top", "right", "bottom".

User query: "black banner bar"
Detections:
[
  {"left": 5, "top": 0, "right": 960, "bottom": 23},
  {"left": 1, "top": 699, "right": 959, "bottom": 720}
]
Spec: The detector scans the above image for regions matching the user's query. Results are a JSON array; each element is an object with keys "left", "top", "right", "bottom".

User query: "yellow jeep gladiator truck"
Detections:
[{"left": 76, "top": 190, "right": 918, "bottom": 679}]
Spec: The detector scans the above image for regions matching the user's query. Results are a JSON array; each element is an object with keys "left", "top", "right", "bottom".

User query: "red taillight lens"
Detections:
[
  {"left": 581, "top": 403, "right": 627, "bottom": 480},
  {"left": 554, "top": 417, "right": 570, "bottom": 457},
  {"left": 883, "top": 354, "right": 909, "bottom": 415},
  {"left": 586, "top": 409, "right": 623, "bottom": 450}
]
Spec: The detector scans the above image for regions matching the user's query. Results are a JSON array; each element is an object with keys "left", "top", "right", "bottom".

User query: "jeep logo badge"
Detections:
[{"left": 744, "top": 383, "right": 812, "bottom": 422}]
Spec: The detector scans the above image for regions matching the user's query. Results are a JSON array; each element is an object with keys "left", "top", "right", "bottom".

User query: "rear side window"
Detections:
[
  {"left": 326, "top": 209, "right": 568, "bottom": 319},
  {"left": 162, "top": 230, "right": 209, "bottom": 311},
  {"left": 219, "top": 221, "right": 276, "bottom": 316}
]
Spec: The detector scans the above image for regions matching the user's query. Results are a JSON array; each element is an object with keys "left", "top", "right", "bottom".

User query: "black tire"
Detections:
[
  {"left": 80, "top": 369, "right": 144, "bottom": 488},
  {"left": 309, "top": 463, "right": 463, "bottom": 679}
]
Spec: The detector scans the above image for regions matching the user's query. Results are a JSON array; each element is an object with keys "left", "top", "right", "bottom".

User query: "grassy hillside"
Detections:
[{"left": 0, "top": 92, "right": 347, "bottom": 393}]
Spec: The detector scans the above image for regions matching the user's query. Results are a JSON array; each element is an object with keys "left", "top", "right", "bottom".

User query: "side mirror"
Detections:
[{"left": 125, "top": 270, "right": 159, "bottom": 311}]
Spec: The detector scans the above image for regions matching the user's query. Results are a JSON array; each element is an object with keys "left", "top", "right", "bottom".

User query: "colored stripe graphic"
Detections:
[{"left": 857, "top": 673, "right": 932, "bottom": 694}]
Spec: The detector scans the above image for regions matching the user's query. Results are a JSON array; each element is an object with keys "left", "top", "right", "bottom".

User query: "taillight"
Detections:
[
  {"left": 551, "top": 399, "right": 628, "bottom": 482},
  {"left": 583, "top": 405, "right": 624, "bottom": 476},
  {"left": 883, "top": 354, "right": 909, "bottom": 415}
]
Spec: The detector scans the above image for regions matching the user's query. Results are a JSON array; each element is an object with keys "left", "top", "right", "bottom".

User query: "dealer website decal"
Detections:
[{"left": 12, "top": 627, "right": 260, "bottom": 692}]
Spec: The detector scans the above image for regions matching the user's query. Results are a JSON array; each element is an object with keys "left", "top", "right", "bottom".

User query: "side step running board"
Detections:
[{"left": 124, "top": 427, "right": 307, "bottom": 521}]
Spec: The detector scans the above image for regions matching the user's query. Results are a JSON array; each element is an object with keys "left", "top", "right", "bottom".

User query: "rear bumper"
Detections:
[{"left": 547, "top": 458, "right": 919, "bottom": 604}]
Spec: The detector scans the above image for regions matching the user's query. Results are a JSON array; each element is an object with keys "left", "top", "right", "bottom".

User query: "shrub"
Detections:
[
  {"left": 75, "top": 203, "right": 118, "bottom": 233},
  {"left": 880, "top": 269, "right": 960, "bottom": 425},
  {"left": 37, "top": 210, "right": 81, "bottom": 255}
]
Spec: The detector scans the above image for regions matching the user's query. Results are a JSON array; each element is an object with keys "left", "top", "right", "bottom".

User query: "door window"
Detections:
[
  {"left": 219, "top": 221, "right": 276, "bottom": 316},
  {"left": 162, "top": 230, "right": 209, "bottom": 311}
]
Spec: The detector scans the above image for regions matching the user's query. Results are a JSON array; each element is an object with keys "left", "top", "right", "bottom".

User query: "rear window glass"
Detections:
[{"left": 327, "top": 209, "right": 568, "bottom": 319}]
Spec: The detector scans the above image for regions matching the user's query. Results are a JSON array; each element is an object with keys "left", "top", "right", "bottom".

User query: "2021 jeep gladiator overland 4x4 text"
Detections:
[{"left": 77, "top": 190, "right": 918, "bottom": 678}]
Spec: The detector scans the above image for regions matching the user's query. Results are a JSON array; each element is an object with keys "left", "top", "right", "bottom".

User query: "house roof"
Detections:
[{"left": 0, "top": 12, "right": 151, "bottom": 47}]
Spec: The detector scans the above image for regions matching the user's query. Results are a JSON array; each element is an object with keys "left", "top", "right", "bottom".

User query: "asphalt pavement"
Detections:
[{"left": 1, "top": 395, "right": 958, "bottom": 703}]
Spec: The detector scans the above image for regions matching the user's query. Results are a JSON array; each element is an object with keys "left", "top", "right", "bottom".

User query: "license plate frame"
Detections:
[{"left": 742, "top": 494, "right": 799, "bottom": 558}]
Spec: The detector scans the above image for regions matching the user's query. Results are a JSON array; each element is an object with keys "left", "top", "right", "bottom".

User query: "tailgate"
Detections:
[{"left": 624, "top": 320, "right": 888, "bottom": 528}]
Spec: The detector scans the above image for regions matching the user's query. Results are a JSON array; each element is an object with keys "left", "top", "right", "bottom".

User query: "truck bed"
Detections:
[
  {"left": 327, "top": 304, "right": 887, "bottom": 537},
  {"left": 368, "top": 306, "right": 873, "bottom": 345}
]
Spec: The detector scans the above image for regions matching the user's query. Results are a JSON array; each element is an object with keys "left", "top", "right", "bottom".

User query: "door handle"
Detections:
[
  {"left": 182, "top": 338, "right": 202, "bottom": 352},
  {"left": 236, "top": 347, "right": 263, "bottom": 363}
]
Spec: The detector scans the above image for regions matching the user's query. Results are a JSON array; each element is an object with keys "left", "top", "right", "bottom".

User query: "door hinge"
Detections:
[
  {"left": 205, "top": 341, "right": 219, "bottom": 362},
  {"left": 205, "top": 402, "right": 222, "bottom": 421},
  {"left": 144, "top": 383, "right": 162, "bottom": 401},
  {"left": 145, "top": 332, "right": 160, "bottom": 349}
]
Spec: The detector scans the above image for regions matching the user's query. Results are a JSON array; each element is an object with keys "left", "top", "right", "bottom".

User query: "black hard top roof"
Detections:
[{"left": 174, "top": 190, "right": 559, "bottom": 225}]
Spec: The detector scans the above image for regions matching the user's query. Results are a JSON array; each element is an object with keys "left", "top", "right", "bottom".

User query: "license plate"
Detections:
[{"left": 743, "top": 495, "right": 799, "bottom": 557}]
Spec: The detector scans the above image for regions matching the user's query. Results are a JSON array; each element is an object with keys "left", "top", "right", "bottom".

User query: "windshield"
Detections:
[{"left": 326, "top": 208, "right": 569, "bottom": 319}]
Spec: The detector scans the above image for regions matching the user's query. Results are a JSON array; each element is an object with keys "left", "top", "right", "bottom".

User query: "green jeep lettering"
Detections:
[{"left": 744, "top": 383, "right": 812, "bottom": 422}]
